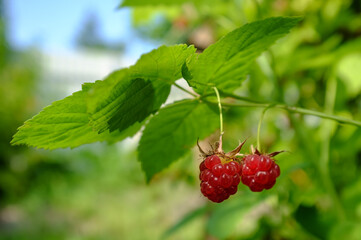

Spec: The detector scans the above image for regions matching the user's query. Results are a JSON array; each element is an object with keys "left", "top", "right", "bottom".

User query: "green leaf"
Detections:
[
  {"left": 12, "top": 44, "right": 195, "bottom": 149},
  {"left": 11, "top": 83, "right": 142, "bottom": 150},
  {"left": 130, "top": 44, "right": 196, "bottom": 84},
  {"left": 186, "top": 17, "right": 301, "bottom": 94},
  {"left": 88, "top": 44, "right": 196, "bottom": 133},
  {"left": 130, "top": 44, "right": 196, "bottom": 82},
  {"left": 138, "top": 99, "right": 218, "bottom": 181},
  {"left": 294, "top": 205, "right": 333, "bottom": 239},
  {"left": 87, "top": 69, "right": 170, "bottom": 133}
]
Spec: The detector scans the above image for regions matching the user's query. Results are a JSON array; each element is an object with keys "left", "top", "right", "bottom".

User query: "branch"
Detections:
[
  {"left": 172, "top": 83, "right": 361, "bottom": 128},
  {"left": 204, "top": 99, "right": 361, "bottom": 128}
]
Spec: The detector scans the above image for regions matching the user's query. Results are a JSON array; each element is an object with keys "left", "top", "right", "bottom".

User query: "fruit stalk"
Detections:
[
  {"left": 256, "top": 106, "right": 274, "bottom": 152},
  {"left": 176, "top": 80, "right": 361, "bottom": 127},
  {"left": 213, "top": 87, "right": 224, "bottom": 152}
]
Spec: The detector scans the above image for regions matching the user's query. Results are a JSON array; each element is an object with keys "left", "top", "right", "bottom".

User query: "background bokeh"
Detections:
[{"left": 1, "top": 0, "right": 361, "bottom": 239}]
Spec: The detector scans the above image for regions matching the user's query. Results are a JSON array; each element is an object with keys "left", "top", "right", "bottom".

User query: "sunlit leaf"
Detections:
[
  {"left": 87, "top": 44, "right": 196, "bottom": 133},
  {"left": 185, "top": 17, "right": 301, "bottom": 94}
]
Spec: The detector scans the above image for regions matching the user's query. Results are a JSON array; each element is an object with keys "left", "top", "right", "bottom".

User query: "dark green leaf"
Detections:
[
  {"left": 187, "top": 17, "right": 302, "bottom": 94},
  {"left": 138, "top": 99, "right": 218, "bottom": 181},
  {"left": 294, "top": 205, "right": 333, "bottom": 239},
  {"left": 87, "top": 70, "right": 170, "bottom": 133},
  {"left": 88, "top": 45, "right": 196, "bottom": 133}
]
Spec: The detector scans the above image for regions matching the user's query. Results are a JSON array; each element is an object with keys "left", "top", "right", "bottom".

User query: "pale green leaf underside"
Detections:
[
  {"left": 87, "top": 44, "right": 196, "bottom": 133},
  {"left": 186, "top": 17, "right": 302, "bottom": 94},
  {"left": 138, "top": 100, "right": 219, "bottom": 181},
  {"left": 11, "top": 83, "right": 142, "bottom": 150}
]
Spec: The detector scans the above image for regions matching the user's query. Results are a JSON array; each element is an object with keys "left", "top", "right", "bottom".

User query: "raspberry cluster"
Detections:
[
  {"left": 199, "top": 155, "right": 241, "bottom": 203},
  {"left": 198, "top": 139, "right": 283, "bottom": 202},
  {"left": 241, "top": 153, "right": 280, "bottom": 192}
]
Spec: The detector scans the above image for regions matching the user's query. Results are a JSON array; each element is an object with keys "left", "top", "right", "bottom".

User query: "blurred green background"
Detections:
[{"left": 1, "top": 0, "right": 361, "bottom": 239}]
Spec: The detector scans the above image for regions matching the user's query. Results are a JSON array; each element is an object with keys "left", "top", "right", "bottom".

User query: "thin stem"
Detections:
[
  {"left": 213, "top": 87, "right": 224, "bottom": 152},
  {"left": 173, "top": 83, "right": 198, "bottom": 98},
  {"left": 257, "top": 117, "right": 262, "bottom": 151},
  {"left": 218, "top": 90, "right": 265, "bottom": 103},
  {"left": 256, "top": 106, "right": 273, "bottom": 151},
  {"left": 277, "top": 105, "right": 361, "bottom": 127},
  {"left": 204, "top": 97, "right": 361, "bottom": 128},
  {"left": 213, "top": 87, "right": 223, "bottom": 134},
  {"left": 173, "top": 81, "right": 361, "bottom": 128}
]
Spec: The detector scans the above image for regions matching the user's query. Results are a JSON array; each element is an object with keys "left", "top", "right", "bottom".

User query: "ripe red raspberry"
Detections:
[
  {"left": 197, "top": 139, "right": 246, "bottom": 203},
  {"left": 199, "top": 155, "right": 242, "bottom": 203},
  {"left": 241, "top": 149, "right": 282, "bottom": 192}
]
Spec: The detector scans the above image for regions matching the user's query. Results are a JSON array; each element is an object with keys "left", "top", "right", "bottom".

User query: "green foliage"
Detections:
[
  {"left": 5, "top": 0, "right": 361, "bottom": 239},
  {"left": 294, "top": 205, "right": 333, "bottom": 239},
  {"left": 330, "top": 222, "right": 361, "bottom": 240},
  {"left": 129, "top": 44, "right": 195, "bottom": 82},
  {"left": 138, "top": 99, "right": 218, "bottom": 181},
  {"left": 87, "top": 69, "right": 170, "bottom": 133},
  {"left": 11, "top": 83, "right": 141, "bottom": 149},
  {"left": 12, "top": 18, "right": 301, "bottom": 179},
  {"left": 184, "top": 17, "right": 301, "bottom": 94},
  {"left": 0, "top": 0, "right": 9, "bottom": 68},
  {"left": 12, "top": 44, "right": 195, "bottom": 148},
  {"left": 87, "top": 44, "right": 196, "bottom": 133}
]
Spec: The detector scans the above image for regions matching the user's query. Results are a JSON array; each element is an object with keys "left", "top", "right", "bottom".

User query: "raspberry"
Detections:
[
  {"left": 241, "top": 149, "right": 281, "bottom": 192},
  {"left": 197, "top": 138, "right": 246, "bottom": 203},
  {"left": 199, "top": 155, "right": 242, "bottom": 203}
]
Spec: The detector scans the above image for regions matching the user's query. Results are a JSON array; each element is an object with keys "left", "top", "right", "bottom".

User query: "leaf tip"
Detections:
[{"left": 145, "top": 172, "right": 155, "bottom": 184}]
